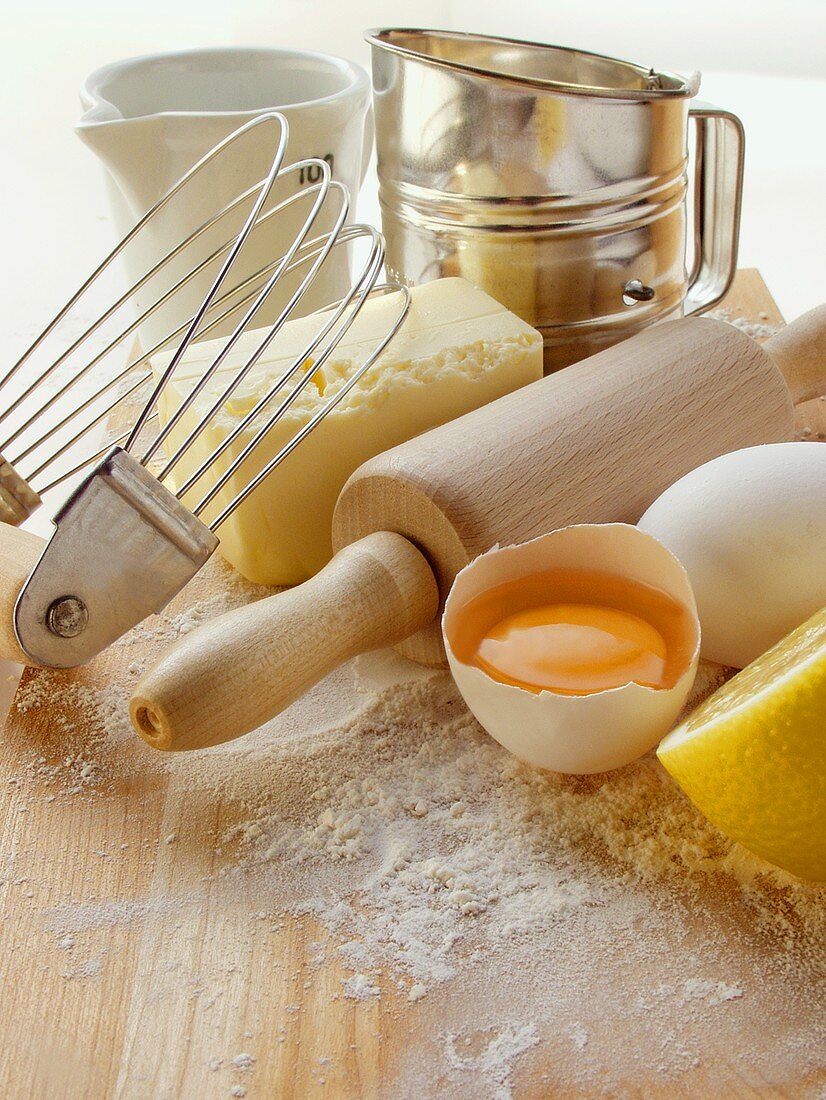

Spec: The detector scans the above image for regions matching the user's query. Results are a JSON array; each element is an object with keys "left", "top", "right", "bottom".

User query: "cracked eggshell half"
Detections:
[{"left": 442, "top": 524, "right": 701, "bottom": 775}]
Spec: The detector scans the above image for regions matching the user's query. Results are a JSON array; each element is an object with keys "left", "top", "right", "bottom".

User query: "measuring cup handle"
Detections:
[{"left": 684, "top": 102, "right": 746, "bottom": 316}]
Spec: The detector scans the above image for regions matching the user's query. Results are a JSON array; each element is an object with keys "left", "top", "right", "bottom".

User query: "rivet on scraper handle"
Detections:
[{"left": 130, "top": 304, "right": 826, "bottom": 751}]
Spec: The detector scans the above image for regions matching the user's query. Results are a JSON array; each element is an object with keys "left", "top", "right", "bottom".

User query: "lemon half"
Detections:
[{"left": 657, "top": 607, "right": 826, "bottom": 881}]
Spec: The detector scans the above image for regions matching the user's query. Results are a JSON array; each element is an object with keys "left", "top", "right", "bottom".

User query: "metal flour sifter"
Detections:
[
  {"left": 366, "top": 29, "right": 745, "bottom": 372},
  {"left": 0, "top": 113, "right": 409, "bottom": 668}
]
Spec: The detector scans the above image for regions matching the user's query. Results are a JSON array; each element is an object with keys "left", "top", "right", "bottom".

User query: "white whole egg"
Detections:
[{"left": 638, "top": 442, "right": 826, "bottom": 668}]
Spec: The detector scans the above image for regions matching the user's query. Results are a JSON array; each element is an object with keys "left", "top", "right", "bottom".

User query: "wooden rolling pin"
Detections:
[{"left": 128, "top": 309, "right": 826, "bottom": 751}]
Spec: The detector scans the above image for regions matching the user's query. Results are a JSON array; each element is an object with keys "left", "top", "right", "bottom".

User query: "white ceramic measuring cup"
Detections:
[{"left": 77, "top": 47, "right": 373, "bottom": 347}]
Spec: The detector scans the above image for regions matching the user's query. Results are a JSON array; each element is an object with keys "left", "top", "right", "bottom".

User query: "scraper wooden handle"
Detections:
[
  {"left": 130, "top": 531, "right": 439, "bottom": 751},
  {"left": 0, "top": 523, "right": 47, "bottom": 665}
]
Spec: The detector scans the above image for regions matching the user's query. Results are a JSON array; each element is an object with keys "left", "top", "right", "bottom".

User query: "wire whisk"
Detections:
[{"left": 0, "top": 112, "right": 409, "bottom": 668}]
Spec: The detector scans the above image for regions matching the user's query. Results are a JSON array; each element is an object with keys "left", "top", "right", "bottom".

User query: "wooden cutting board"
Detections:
[{"left": 0, "top": 271, "right": 823, "bottom": 1100}]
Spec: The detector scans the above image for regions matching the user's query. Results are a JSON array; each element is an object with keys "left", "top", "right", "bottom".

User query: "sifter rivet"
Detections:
[
  {"left": 46, "top": 596, "right": 89, "bottom": 639},
  {"left": 623, "top": 279, "right": 656, "bottom": 305}
]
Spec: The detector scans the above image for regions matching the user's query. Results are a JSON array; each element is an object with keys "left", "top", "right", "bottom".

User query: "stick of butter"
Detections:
[{"left": 154, "top": 278, "right": 543, "bottom": 585}]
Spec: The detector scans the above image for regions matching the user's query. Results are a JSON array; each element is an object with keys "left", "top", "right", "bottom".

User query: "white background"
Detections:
[{"left": 0, "top": 0, "right": 825, "bottom": 327}]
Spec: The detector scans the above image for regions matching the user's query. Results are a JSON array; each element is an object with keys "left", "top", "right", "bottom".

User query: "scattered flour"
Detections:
[
  {"left": 442, "top": 1022, "right": 540, "bottom": 1100},
  {"left": 63, "top": 953, "right": 105, "bottom": 981},
  {"left": 682, "top": 979, "right": 744, "bottom": 1006},
  {"left": 570, "top": 1023, "right": 589, "bottom": 1052},
  {"left": 4, "top": 515, "right": 825, "bottom": 1096},
  {"left": 43, "top": 896, "right": 190, "bottom": 934},
  {"left": 193, "top": 662, "right": 824, "bottom": 1093},
  {"left": 343, "top": 973, "right": 380, "bottom": 1001},
  {"left": 707, "top": 307, "right": 782, "bottom": 340}
]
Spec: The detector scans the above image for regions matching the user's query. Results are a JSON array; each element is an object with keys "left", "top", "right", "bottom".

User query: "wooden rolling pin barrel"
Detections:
[{"left": 127, "top": 308, "right": 826, "bottom": 751}]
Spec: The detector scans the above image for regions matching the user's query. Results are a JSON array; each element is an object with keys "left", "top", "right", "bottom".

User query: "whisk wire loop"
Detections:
[
  {"left": 147, "top": 163, "right": 343, "bottom": 477},
  {"left": 0, "top": 114, "right": 291, "bottom": 489},
  {"left": 13, "top": 193, "right": 342, "bottom": 481},
  {"left": 125, "top": 115, "right": 291, "bottom": 454},
  {"left": 184, "top": 224, "right": 392, "bottom": 518},
  {"left": 0, "top": 112, "right": 288, "bottom": 423},
  {"left": 207, "top": 279, "right": 410, "bottom": 530}
]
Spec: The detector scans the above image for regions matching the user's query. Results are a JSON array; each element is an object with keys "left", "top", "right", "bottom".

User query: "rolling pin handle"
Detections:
[
  {"left": 130, "top": 531, "right": 440, "bottom": 751},
  {"left": 764, "top": 303, "right": 826, "bottom": 406}
]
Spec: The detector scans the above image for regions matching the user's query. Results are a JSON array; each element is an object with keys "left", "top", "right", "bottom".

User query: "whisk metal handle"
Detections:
[
  {"left": 0, "top": 524, "right": 47, "bottom": 665},
  {"left": 11, "top": 448, "right": 218, "bottom": 668},
  {"left": 130, "top": 532, "right": 439, "bottom": 751}
]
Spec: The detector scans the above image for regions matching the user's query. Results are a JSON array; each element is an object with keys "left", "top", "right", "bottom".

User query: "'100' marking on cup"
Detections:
[{"left": 298, "top": 154, "right": 335, "bottom": 185}]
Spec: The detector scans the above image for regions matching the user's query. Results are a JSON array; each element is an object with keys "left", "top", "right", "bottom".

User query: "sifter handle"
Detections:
[
  {"left": 0, "top": 524, "right": 47, "bottom": 666},
  {"left": 130, "top": 531, "right": 439, "bottom": 751},
  {"left": 764, "top": 303, "right": 826, "bottom": 406},
  {"left": 684, "top": 103, "right": 745, "bottom": 316}
]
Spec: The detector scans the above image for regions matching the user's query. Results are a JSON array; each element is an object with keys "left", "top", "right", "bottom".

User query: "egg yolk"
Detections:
[{"left": 451, "top": 568, "right": 694, "bottom": 696}]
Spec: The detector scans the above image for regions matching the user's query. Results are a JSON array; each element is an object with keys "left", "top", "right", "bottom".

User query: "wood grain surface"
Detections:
[{"left": 0, "top": 272, "right": 824, "bottom": 1100}]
